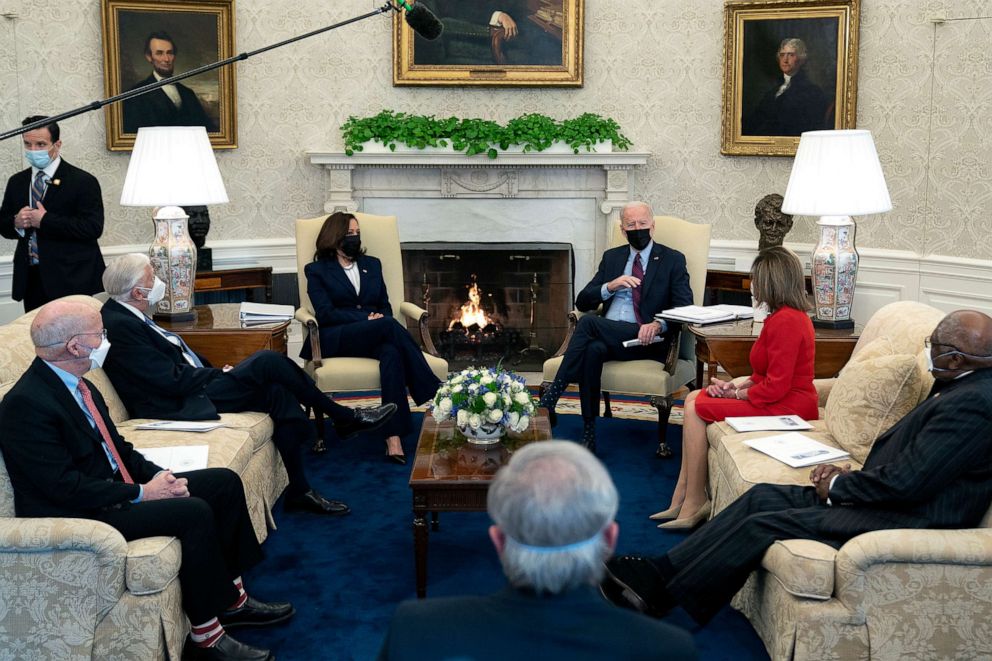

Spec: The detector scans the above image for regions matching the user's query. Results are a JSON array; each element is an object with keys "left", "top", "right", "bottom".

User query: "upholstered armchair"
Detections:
[
  {"left": 541, "top": 215, "right": 711, "bottom": 457},
  {"left": 294, "top": 213, "right": 448, "bottom": 450}
]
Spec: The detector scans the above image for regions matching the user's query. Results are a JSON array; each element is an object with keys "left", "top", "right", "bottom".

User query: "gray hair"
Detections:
[
  {"left": 103, "top": 253, "right": 152, "bottom": 301},
  {"left": 621, "top": 200, "right": 654, "bottom": 220},
  {"left": 779, "top": 38, "right": 808, "bottom": 62},
  {"left": 487, "top": 441, "right": 619, "bottom": 594},
  {"left": 30, "top": 311, "right": 87, "bottom": 349}
]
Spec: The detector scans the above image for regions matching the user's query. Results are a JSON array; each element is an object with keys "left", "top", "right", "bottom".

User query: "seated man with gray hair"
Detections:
[
  {"left": 378, "top": 441, "right": 697, "bottom": 660},
  {"left": 99, "top": 253, "right": 396, "bottom": 516}
]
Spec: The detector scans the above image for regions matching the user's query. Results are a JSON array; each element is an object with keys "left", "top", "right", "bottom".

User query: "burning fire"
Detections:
[{"left": 449, "top": 279, "right": 492, "bottom": 330}]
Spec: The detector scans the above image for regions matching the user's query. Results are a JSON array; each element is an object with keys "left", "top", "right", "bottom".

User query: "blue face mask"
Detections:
[{"left": 24, "top": 148, "right": 53, "bottom": 169}]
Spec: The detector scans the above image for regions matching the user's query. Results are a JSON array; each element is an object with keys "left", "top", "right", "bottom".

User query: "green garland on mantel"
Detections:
[{"left": 341, "top": 110, "right": 632, "bottom": 158}]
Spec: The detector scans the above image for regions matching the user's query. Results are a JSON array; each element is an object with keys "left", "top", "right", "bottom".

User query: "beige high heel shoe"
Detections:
[
  {"left": 648, "top": 504, "right": 682, "bottom": 521},
  {"left": 657, "top": 500, "right": 711, "bottom": 530}
]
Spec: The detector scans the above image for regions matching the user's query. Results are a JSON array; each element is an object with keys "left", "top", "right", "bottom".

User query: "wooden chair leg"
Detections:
[
  {"left": 602, "top": 391, "right": 613, "bottom": 418},
  {"left": 651, "top": 395, "right": 674, "bottom": 458},
  {"left": 312, "top": 408, "right": 326, "bottom": 454}
]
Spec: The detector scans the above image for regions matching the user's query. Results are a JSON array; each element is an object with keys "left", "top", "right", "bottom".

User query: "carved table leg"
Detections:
[{"left": 414, "top": 511, "right": 429, "bottom": 599}]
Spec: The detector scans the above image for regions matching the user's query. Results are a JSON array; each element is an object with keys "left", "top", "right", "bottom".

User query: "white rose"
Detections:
[
  {"left": 469, "top": 369, "right": 480, "bottom": 378},
  {"left": 456, "top": 409, "right": 469, "bottom": 426},
  {"left": 438, "top": 398, "right": 452, "bottom": 414},
  {"left": 513, "top": 391, "right": 531, "bottom": 405},
  {"left": 437, "top": 386, "right": 450, "bottom": 397},
  {"left": 432, "top": 407, "right": 446, "bottom": 423},
  {"left": 510, "top": 381, "right": 524, "bottom": 393},
  {"left": 480, "top": 375, "right": 494, "bottom": 386},
  {"left": 482, "top": 391, "right": 498, "bottom": 407},
  {"left": 514, "top": 415, "right": 530, "bottom": 432},
  {"left": 488, "top": 409, "right": 504, "bottom": 423},
  {"left": 468, "top": 413, "right": 482, "bottom": 429},
  {"left": 452, "top": 385, "right": 463, "bottom": 393},
  {"left": 502, "top": 393, "right": 512, "bottom": 406},
  {"left": 450, "top": 375, "right": 464, "bottom": 385},
  {"left": 508, "top": 411, "right": 520, "bottom": 427},
  {"left": 467, "top": 383, "right": 480, "bottom": 393}
]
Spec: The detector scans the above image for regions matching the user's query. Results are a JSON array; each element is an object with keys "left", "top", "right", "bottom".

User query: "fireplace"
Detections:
[{"left": 402, "top": 242, "right": 573, "bottom": 371}]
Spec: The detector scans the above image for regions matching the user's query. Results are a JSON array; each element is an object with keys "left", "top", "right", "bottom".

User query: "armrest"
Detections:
[
  {"left": 400, "top": 300, "right": 440, "bottom": 357},
  {"left": 834, "top": 528, "right": 992, "bottom": 614},
  {"left": 550, "top": 308, "right": 602, "bottom": 358},
  {"left": 294, "top": 308, "right": 323, "bottom": 367},
  {"left": 125, "top": 536, "right": 182, "bottom": 596},
  {"left": 814, "top": 377, "right": 836, "bottom": 407}
]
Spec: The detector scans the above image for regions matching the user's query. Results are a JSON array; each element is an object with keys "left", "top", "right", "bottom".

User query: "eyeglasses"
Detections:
[
  {"left": 924, "top": 337, "right": 958, "bottom": 352},
  {"left": 41, "top": 329, "right": 107, "bottom": 347},
  {"left": 924, "top": 337, "right": 992, "bottom": 360}
]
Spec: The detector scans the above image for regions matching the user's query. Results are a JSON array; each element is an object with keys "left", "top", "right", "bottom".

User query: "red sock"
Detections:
[
  {"left": 229, "top": 576, "right": 248, "bottom": 610},
  {"left": 190, "top": 618, "right": 225, "bottom": 648}
]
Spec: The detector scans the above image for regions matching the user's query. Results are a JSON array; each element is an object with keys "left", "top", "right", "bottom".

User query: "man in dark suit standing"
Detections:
[
  {"left": 539, "top": 201, "right": 694, "bottom": 449},
  {"left": 122, "top": 31, "right": 217, "bottom": 134},
  {"left": 99, "top": 254, "right": 396, "bottom": 516},
  {"left": 378, "top": 441, "right": 698, "bottom": 661},
  {"left": 0, "top": 299, "right": 293, "bottom": 660},
  {"left": 743, "top": 38, "right": 830, "bottom": 137},
  {"left": 602, "top": 310, "right": 992, "bottom": 626},
  {"left": 0, "top": 116, "right": 105, "bottom": 312}
]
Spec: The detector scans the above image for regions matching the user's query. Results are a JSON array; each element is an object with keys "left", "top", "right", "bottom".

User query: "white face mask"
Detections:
[
  {"left": 138, "top": 277, "right": 167, "bottom": 307},
  {"left": 87, "top": 337, "right": 111, "bottom": 370}
]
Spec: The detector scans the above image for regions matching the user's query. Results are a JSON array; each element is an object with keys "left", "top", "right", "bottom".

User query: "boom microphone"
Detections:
[{"left": 397, "top": 1, "right": 444, "bottom": 41}]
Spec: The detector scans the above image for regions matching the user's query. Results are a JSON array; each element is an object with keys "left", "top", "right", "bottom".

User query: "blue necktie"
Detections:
[
  {"left": 28, "top": 171, "right": 46, "bottom": 265},
  {"left": 145, "top": 316, "right": 204, "bottom": 368}
]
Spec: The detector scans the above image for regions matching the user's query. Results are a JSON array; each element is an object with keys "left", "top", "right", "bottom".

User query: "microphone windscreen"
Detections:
[{"left": 405, "top": 4, "right": 443, "bottom": 41}]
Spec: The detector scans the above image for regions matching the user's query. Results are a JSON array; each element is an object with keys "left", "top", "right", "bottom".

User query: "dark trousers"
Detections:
[
  {"left": 23, "top": 264, "right": 47, "bottom": 312},
  {"left": 95, "top": 467, "right": 263, "bottom": 624},
  {"left": 661, "top": 483, "right": 833, "bottom": 624},
  {"left": 206, "top": 350, "right": 352, "bottom": 496},
  {"left": 553, "top": 315, "right": 667, "bottom": 419},
  {"left": 321, "top": 317, "right": 441, "bottom": 438}
]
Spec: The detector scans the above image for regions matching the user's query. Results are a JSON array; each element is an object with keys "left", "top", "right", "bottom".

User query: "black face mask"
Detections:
[
  {"left": 340, "top": 234, "right": 362, "bottom": 259},
  {"left": 625, "top": 228, "right": 651, "bottom": 251}
]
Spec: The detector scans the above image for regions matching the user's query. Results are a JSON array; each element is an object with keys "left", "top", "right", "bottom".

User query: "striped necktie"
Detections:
[
  {"left": 145, "top": 316, "right": 204, "bottom": 368},
  {"left": 77, "top": 380, "right": 134, "bottom": 484},
  {"left": 28, "top": 171, "right": 46, "bottom": 265},
  {"left": 631, "top": 252, "right": 644, "bottom": 324}
]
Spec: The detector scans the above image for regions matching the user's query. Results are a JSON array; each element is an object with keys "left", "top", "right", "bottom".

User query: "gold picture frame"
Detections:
[
  {"left": 721, "top": 0, "right": 860, "bottom": 156},
  {"left": 101, "top": 0, "right": 236, "bottom": 151},
  {"left": 393, "top": 0, "right": 583, "bottom": 87}
]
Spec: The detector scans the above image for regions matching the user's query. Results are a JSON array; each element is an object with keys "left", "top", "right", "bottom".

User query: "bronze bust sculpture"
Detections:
[{"left": 754, "top": 193, "right": 794, "bottom": 251}]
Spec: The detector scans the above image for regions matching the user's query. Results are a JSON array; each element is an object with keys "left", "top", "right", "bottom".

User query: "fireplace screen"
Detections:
[{"left": 402, "top": 242, "right": 573, "bottom": 371}]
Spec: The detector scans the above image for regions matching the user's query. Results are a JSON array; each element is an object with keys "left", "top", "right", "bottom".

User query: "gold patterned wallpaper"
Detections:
[{"left": 0, "top": 0, "right": 988, "bottom": 259}]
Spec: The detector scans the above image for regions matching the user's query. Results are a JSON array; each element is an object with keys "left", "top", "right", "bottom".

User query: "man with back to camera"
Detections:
[
  {"left": 123, "top": 30, "right": 218, "bottom": 133},
  {"left": 743, "top": 37, "right": 830, "bottom": 137},
  {"left": 99, "top": 253, "right": 397, "bottom": 516},
  {"left": 378, "top": 441, "right": 698, "bottom": 660},
  {"left": 0, "top": 299, "right": 292, "bottom": 661},
  {"left": 601, "top": 310, "right": 992, "bottom": 626},
  {"left": 538, "top": 201, "right": 694, "bottom": 451},
  {"left": 0, "top": 116, "right": 105, "bottom": 312}
]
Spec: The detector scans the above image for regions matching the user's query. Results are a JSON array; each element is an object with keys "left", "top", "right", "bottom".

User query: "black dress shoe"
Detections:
[
  {"left": 283, "top": 489, "right": 350, "bottom": 516},
  {"left": 333, "top": 403, "right": 397, "bottom": 440},
  {"left": 189, "top": 633, "right": 273, "bottom": 660},
  {"left": 220, "top": 596, "right": 295, "bottom": 629},
  {"left": 386, "top": 452, "right": 407, "bottom": 465},
  {"left": 601, "top": 555, "right": 674, "bottom": 618}
]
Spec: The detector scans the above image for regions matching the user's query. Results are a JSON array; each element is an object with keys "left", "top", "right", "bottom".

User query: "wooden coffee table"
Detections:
[
  {"left": 158, "top": 303, "right": 290, "bottom": 368},
  {"left": 409, "top": 411, "right": 552, "bottom": 598}
]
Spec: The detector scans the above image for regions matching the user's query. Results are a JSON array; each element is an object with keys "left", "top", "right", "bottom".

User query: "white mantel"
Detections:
[{"left": 307, "top": 150, "right": 650, "bottom": 289}]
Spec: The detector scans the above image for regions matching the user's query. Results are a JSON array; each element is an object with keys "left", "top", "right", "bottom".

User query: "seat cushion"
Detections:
[
  {"left": 314, "top": 353, "right": 447, "bottom": 393},
  {"left": 543, "top": 355, "right": 684, "bottom": 397},
  {"left": 761, "top": 539, "right": 837, "bottom": 600},
  {"left": 125, "top": 536, "right": 181, "bottom": 595},
  {"left": 825, "top": 344, "right": 923, "bottom": 464}
]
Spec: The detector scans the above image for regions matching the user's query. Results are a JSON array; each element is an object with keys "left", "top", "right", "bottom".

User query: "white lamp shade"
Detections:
[
  {"left": 120, "top": 126, "right": 228, "bottom": 207},
  {"left": 782, "top": 129, "right": 892, "bottom": 217}
]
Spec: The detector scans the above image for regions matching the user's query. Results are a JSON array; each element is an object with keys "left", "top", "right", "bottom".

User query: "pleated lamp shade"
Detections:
[{"left": 121, "top": 126, "right": 228, "bottom": 207}]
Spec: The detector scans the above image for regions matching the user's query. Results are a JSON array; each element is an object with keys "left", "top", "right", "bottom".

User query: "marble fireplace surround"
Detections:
[{"left": 307, "top": 150, "right": 650, "bottom": 291}]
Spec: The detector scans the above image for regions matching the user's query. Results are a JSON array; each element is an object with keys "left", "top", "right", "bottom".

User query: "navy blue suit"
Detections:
[
  {"left": 379, "top": 585, "right": 697, "bottom": 660},
  {"left": 304, "top": 256, "right": 441, "bottom": 438},
  {"left": 553, "top": 242, "right": 694, "bottom": 419}
]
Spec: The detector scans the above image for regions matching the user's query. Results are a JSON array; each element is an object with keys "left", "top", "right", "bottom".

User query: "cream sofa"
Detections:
[
  {"left": 706, "top": 301, "right": 992, "bottom": 660},
  {"left": 0, "top": 296, "right": 288, "bottom": 661}
]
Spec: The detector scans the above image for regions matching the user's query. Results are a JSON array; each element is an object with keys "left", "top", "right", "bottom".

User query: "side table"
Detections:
[
  {"left": 195, "top": 267, "right": 273, "bottom": 303},
  {"left": 158, "top": 303, "right": 289, "bottom": 367}
]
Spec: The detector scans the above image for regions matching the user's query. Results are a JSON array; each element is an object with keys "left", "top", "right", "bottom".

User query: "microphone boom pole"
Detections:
[{"left": 0, "top": 2, "right": 400, "bottom": 143}]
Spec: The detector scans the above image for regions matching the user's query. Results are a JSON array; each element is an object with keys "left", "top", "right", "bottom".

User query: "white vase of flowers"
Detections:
[{"left": 431, "top": 367, "right": 537, "bottom": 445}]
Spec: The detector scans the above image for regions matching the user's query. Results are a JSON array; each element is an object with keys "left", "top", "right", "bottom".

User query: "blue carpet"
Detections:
[{"left": 235, "top": 414, "right": 770, "bottom": 660}]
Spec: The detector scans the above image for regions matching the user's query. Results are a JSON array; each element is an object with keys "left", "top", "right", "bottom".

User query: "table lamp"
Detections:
[
  {"left": 782, "top": 130, "right": 891, "bottom": 329},
  {"left": 121, "top": 126, "right": 228, "bottom": 321}
]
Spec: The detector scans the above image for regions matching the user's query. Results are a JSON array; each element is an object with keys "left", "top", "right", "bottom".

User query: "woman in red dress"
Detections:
[{"left": 653, "top": 246, "right": 817, "bottom": 529}]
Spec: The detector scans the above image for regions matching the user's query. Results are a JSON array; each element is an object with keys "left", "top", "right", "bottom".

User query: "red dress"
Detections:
[{"left": 694, "top": 306, "right": 818, "bottom": 422}]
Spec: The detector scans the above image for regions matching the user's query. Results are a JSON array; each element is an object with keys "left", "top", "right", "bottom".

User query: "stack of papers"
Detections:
[
  {"left": 239, "top": 302, "right": 294, "bottom": 324},
  {"left": 135, "top": 420, "right": 225, "bottom": 432},
  {"left": 726, "top": 415, "right": 813, "bottom": 433},
  {"left": 137, "top": 445, "right": 210, "bottom": 472},
  {"left": 743, "top": 432, "right": 849, "bottom": 468},
  {"left": 656, "top": 304, "right": 754, "bottom": 325},
  {"left": 622, "top": 336, "right": 664, "bottom": 348}
]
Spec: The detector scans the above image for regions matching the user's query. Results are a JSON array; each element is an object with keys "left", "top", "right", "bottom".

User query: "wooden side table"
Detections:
[
  {"left": 409, "top": 411, "right": 552, "bottom": 598},
  {"left": 690, "top": 318, "right": 861, "bottom": 386},
  {"left": 195, "top": 267, "right": 273, "bottom": 303},
  {"left": 158, "top": 303, "right": 289, "bottom": 367}
]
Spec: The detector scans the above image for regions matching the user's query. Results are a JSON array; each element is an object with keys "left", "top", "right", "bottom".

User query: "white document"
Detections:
[
  {"left": 135, "top": 420, "right": 225, "bottom": 432},
  {"left": 239, "top": 302, "right": 294, "bottom": 321},
  {"left": 656, "top": 305, "right": 748, "bottom": 325},
  {"left": 137, "top": 445, "right": 210, "bottom": 472},
  {"left": 726, "top": 415, "right": 814, "bottom": 433},
  {"left": 622, "top": 336, "right": 663, "bottom": 348},
  {"left": 744, "top": 432, "right": 850, "bottom": 468}
]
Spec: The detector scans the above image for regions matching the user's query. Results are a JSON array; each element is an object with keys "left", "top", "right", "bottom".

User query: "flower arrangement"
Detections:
[{"left": 431, "top": 367, "right": 537, "bottom": 436}]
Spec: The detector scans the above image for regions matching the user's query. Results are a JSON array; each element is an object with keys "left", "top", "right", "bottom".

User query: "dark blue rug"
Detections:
[{"left": 235, "top": 414, "right": 770, "bottom": 660}]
